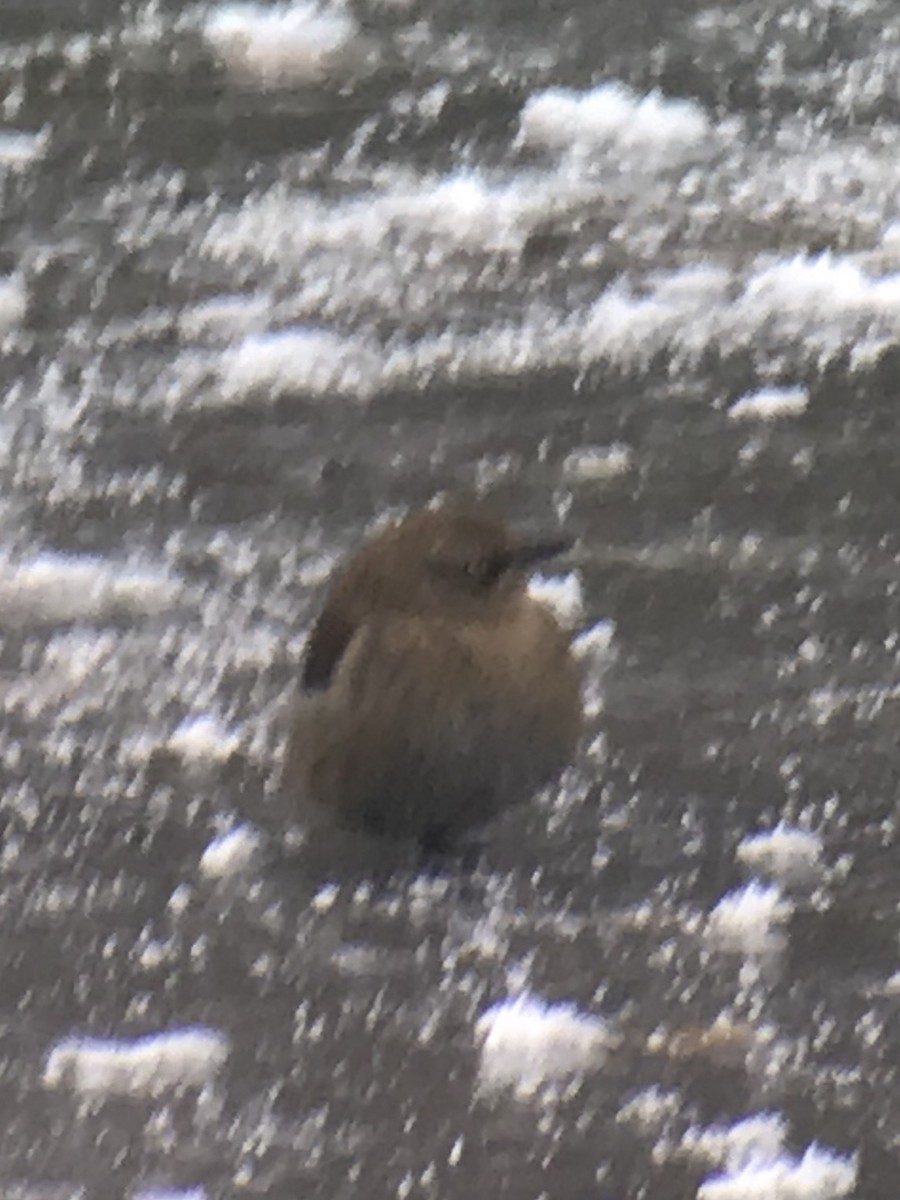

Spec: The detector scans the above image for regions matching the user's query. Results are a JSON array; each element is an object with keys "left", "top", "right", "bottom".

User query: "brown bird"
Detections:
[{"left": 282, "top": 504, "right": 582, "bottom": 849}]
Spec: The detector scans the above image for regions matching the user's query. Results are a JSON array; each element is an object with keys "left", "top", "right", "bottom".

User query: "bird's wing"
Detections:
[
  {"left": 300, "top": 603, "right": 357, "bottom": 691},
  {"left": 293, "top": 616, "right": 493, "bottom": 839},
  {"left": 331, "top": 615, "right": 460, "bottom": 703}
]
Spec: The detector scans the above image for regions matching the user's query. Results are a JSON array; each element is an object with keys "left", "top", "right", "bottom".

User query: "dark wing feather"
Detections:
[{"left": 301, "top": 605, "right": 357, "bottom": 691}]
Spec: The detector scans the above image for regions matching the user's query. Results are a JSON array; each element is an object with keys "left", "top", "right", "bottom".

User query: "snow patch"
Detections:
[
  {"left": 204, "top": 1, "right": 367, "bottom": 89},
  {"left": 528, "top": 571, "right": 583, "bottom": 629},
  {"left": 736, "top": 824, "right": 823, "bottom": 886},
  {"left": 199, "top": 826, "right": 261, "bottom": 878},
  {"left": 218, "top": 327, "right": 381, "bottom": 402},
  {"left": 521, "top": 83, "right": 711, "bottom": 160},
  {"left": 476, "top": 994, "right": 612, "bottom": 1095},
  {"left": 133, "top": 1191, "right": 207, "bottom": 1200},
  {"left": 572, "top": 619, "right": 615, "bottom": 660},
  {"left": 168, "top": 715, "right": 241, "bottom": 765},
  {"left": 0, "top": 128, "right": 46, "bottom": 166},
  {"left": 44, "top": 1028, "right": 229, "bottom": 1097},
  {"left": 729, "top": 386, "right": 809, "bottom": 422},
  {"left": 706, "top": 882, "right": 792, "bottom": 957},
  {"left": 562, "top": 443, "right": 632, "bottom": 483},
  {"left": 0, "top": 275, "right": 25, "bottom": 330},
  {"left": 698, "top": 1147, "right": 856, "bottom": 1199},
  {"left": 685, "top": 1112, "right": 855, "bottom": 1199},
  {"left": 0, "top": 552, "right": 181, "bottom": 628}
]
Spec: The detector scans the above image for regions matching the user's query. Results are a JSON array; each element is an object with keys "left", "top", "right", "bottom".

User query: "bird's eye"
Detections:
[
  {"left": 427, "top": 551, "right": 509, "bottom": 591},
  {"left": 463, "top": 554, "right": 506, "bottom": 588}
]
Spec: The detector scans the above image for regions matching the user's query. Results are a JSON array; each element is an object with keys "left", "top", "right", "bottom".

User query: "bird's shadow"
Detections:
[{"left": 257, "top": 820, "right": 487, "bottom": 902}]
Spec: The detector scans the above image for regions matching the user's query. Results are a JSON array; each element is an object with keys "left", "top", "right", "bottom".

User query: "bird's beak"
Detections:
[{"left": 508, "top": 535, "right": 573, "bottom": 570}]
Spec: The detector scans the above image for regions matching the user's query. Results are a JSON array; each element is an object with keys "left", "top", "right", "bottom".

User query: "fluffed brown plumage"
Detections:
[{"left": 283, "top": 505, "right": 582, "bottom": 848}]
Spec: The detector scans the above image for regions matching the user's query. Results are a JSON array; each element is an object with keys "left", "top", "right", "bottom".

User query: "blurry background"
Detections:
[{"left": 1, "top": 0, "right": 899, "bottom": 1195}]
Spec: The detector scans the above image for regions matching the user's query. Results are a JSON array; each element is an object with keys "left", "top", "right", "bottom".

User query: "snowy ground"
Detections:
[{"left": 1, "top": 0, "right": 899, "bottom": 1195}]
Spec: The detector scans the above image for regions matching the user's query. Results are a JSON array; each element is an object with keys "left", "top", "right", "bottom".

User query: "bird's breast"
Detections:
[{"left": 285, "top": 600, "right": 581, "bottom": 840}]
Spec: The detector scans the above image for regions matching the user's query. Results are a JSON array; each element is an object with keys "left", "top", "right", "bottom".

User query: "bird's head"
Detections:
[{"left": 363, "top": 506, "right": 571, "bottom": 614}]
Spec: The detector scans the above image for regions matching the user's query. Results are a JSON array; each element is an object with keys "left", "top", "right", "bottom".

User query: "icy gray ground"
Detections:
[{"left": 2, "top": 0, "right": 900, "bottom": 1196}]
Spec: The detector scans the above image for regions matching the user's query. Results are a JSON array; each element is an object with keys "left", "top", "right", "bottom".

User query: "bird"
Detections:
[{"left": 282, "top": 503, "right": 582, "bottom": 850}]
